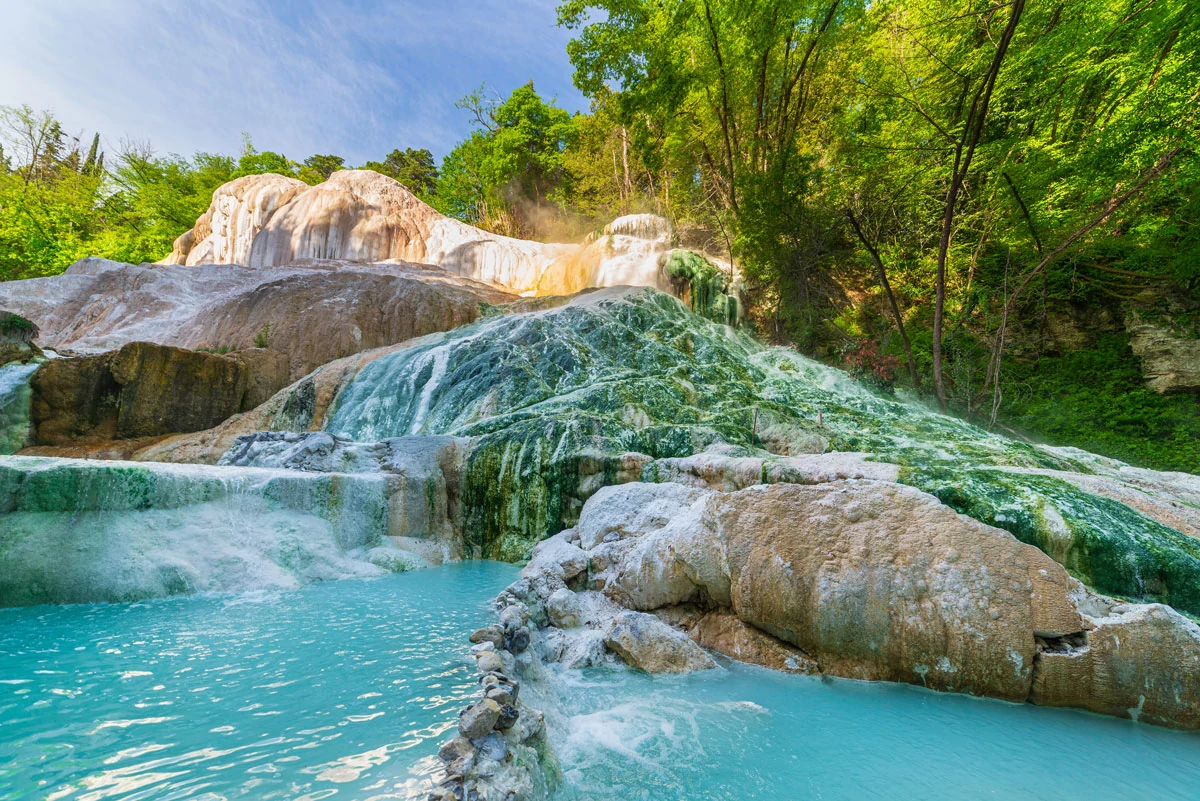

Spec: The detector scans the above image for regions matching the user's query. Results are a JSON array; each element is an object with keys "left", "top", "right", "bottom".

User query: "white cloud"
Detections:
[{"left": 0, "top": 0, "right": 588, "bottom": 163}]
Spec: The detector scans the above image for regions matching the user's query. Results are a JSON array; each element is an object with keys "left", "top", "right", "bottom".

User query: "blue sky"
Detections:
[{"left": 0, "top": 0, "right": 589, "bottom": 163}]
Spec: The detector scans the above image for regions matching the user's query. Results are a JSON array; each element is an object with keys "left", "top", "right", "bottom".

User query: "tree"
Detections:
[
  {"left": 434, "top": 83, "right": 576, "bottom": 238},
  {"left": 362, "top": 148, "right": 437, "bottom": 198},
  {"left": 297, "top": 154, "right": 345, "bottom": 185}
]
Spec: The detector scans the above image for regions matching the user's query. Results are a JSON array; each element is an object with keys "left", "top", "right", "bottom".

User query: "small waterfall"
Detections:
[
  {"left": 0, "top": 362, "right": 39, "bottom": 455},
  {"left": 0, "top": 455, "right": 403, "bottom": 607}
]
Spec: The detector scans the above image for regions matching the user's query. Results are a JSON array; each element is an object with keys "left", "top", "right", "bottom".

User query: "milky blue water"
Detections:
[{"left": 2, "top": 564, "right": 1199, "bottom": 801}]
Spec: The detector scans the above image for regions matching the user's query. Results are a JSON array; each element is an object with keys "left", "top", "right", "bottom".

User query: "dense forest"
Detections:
[{"left": 1, "top": 0, "right": 1197, "bottom": 472}]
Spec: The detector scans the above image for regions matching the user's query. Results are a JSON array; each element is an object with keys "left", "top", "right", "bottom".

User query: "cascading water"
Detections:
[
  {"left": 0, "top": 455, "right": 413, "bottom": 606},
  {"left": 0, "top": 361, "right": 38, "bottom": 454}
]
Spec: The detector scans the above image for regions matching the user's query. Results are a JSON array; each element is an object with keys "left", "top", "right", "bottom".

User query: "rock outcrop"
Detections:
[
  {"left": 0, "top": 258, "right": 512, "bottom": 381},
  {"left": 165, "top": 174, "right": 310, "bottom": 266},
  {"left": 512, "top": 478, "right": 1200, "bottom": 730},
  {"left": 30, "top": 342, "right": 290, "bottom": 445},
  {"left": 1125, "top": 310, "right": 1200, "bottom": 394},
  {"left": 0, "top": 311, "right": 41, "bottom": 367}
]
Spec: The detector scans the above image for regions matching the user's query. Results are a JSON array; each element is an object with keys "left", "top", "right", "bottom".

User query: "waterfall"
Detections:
[
  {"left": 0, "top": 455, "right": 410, "bottom": 607},
  {"left": 0, "top": 362, "right": 38, "bottom": 455}
]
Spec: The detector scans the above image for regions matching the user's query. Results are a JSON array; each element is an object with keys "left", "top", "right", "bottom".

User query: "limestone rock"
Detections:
[
  {"left": 1125, "top": 311, "right": 1200, "bottom": 394},
  {"left": 604, "top": 610, "right": 717, "bottom": 674},
  {"left": 690, "top": 612, "right": 819, "bottom": 675},
  {"left": 545, "top": 588, "right": 582, "bottom": 628},
  {"left": 458, "top": 698, "right": 502, "bottom": 739},
  {"left": 0, "top": 311, "right": 41, "bottom": 366},
  {"left": 164, "top": 173, "right": 310, "bottom": 266},
  {"left": 0, "top": 258, "right": 512, "bottom": 384},
  {"left": 577, "top": 482, "right": 710, "bottom": 550},
  {"left": 1031, "top": 591, "right": 1200, "bottom": 730},
  {"left": 707, "top": 482, "right": 1081, "bottom": 701}
]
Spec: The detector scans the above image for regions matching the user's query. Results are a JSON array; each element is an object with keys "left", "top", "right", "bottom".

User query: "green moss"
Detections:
[
  {"left": 903, "top": 465, "right": 1200, "bottom": 616},
  {"left": 664, "top": 250, "right": 742, "bottom": 326},
  {"left": 328, "top": 288, "right": 1103, "bottom": 558}
]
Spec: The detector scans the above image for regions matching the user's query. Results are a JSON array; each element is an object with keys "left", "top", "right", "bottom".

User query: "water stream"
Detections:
[{"left": 2, "top": 565, "right": 1197, "bottom": 801}]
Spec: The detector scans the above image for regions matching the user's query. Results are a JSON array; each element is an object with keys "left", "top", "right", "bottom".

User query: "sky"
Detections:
[{"left": 0, "top": 0, "right": 590, "bottom": 164}]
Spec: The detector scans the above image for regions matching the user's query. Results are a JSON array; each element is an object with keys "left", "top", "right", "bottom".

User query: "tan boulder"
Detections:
[
  {"left": 604, "top": 610, "right": 716, "bottom": 674},
  {"left": 1031, "top": 593, "right": 1200, "bottom": 729},
  {"left": 29, "top": 342, "right": 292, "bottom": 445},
  {"left": 709, "top": 482, "right": 1081, "bottom": 701}
]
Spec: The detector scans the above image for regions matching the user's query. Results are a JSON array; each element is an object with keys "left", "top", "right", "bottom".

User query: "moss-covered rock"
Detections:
[{"left": 321, "top": 287, "right": 1200, "bottom": 614}]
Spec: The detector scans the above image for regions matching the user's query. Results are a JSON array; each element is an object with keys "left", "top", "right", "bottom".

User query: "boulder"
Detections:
[
  {"left": 29, "top": 342, "right": 290, "bottom": 445},
  {"left": 458, "top": 698, "right": 503, "bottom": 739},
  {"left": 0, "top": 258, "right": 513, "bottom": 382},
  {"left": 604, "top": 610, "right": 717, "bottom": 674},
  {"left": 545, "top": 588, "right": 583, "bottom": 628},
  {"left": 1031, "top": 592, "right": 1200, "bottom": 730}
]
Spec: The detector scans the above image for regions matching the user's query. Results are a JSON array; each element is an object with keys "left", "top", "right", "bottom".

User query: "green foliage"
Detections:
[
  {"left": 253, "top": 322, "right": 272, "bottom": 349},
  {"left": 362, "top": 148, "right": 437, "bottom": 199},
  {"left": 434, "top": 83, "right": 576, "bottom": 238},
  {"left": 999, "top": 335, "right": 1200, "bottom": 474},
  {"left": 297, "top": 154, "right": 346, "bottom": 185}
]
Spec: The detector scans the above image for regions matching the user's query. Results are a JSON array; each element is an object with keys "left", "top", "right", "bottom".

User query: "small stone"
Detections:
[
  {"left": 545, "top": 588, "right": 583, "bottom": 628},
  {"left": 495, "top": 703, "right": 520, "bottom": 731},
  {"left": 438, "top": 736, "right": 475, "bottom": 764},
  {"left": 469, "top": 626, "right": 504, "bottom": 648},
  {"left": 476, "top": 732, "right": 509, "bottom": 761},
  {"left": 506, "top": 627, "right": 531, "bottom": 654},
  {"left": 485, "top": 685, "right": 516, "bottom": 706},
  {"left": 470, "top": 641, "right": 495, "bottom": 654},
  {"left": 458, "top": 698, "right": 502, "bottom": 739},
  {"left": 475, "top": 651, "right": 504, "bottom": 673},
  {"left": 498, "top": 605, "right": 527, "bottom": 633}
]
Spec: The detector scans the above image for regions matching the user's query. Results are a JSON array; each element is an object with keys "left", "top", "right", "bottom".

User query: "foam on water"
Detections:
[{"left": 535, "top": 661, "right": 1200, "bottom": 801}]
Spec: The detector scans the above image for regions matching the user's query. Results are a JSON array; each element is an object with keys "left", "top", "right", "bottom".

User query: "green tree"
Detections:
[
  {"left": 362, "top": 148, "right": 437, "bottom": 198},
  {"left": 297, "top": 154, "right": 345, "bottom": 185},
  {"left": 435, "top": 83, "right": 576, "bottom": 238}
]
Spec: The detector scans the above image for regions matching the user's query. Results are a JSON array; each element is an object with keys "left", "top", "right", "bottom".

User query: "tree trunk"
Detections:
[
  {"left": 932, "top": 0, "right": 1026, "bottom": 410},
  {"left": 846, "top": 209, "right": 919, "bottom": 387}
]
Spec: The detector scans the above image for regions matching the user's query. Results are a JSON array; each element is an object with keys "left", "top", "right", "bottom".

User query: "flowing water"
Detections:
[
  {"left": 0, "top": 362, "right": 38, "bottom": 455},
  {"left": 3, "top": 564, "right": 1198, "bottom": 801}
]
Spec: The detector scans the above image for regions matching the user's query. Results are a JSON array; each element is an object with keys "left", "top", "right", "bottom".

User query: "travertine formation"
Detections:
[
  {"left": 167, "top": 174, "right": 310, "bottom": 266},
  {"left": 507, "top": 475, "right": 1200, "bottom": 730},
  {"left": 0, "top": 258, "right": 511, "bottom": 380}
]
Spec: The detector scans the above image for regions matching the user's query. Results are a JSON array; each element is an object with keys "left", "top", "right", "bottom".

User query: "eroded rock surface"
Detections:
[
  {"left": 513, "top": 478, "right": 1200, "bottom": 731},
  {"left": 0, "top": 258, "right": 512, "bottom": 382},
  {"left": 30, "top": 342, "right": 289, "bottom": 444}
]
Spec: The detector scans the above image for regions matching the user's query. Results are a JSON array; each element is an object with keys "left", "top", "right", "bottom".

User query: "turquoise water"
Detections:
[
  {"left": 0, "top": 563, "right": 519, "bottom": 801},
  {"left": 542, "top": 664, "right": 1200, "bottom": 801},
  {"left": 3, "top": 565, "right": 1199, "bottom": 801}
]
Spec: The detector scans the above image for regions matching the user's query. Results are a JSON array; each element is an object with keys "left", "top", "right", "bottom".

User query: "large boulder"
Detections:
[
  {"left": 604, "top": 610, "right": 716, "bottom": 673},
  {"left": 29, "top": 342, "right": 290, "bottom": 444},
  {"left": 551, "top": 479, "right": 1200, "bottom": 729},
  {"left": 0, "top": 259, "right": 512, "bottom": 381}
]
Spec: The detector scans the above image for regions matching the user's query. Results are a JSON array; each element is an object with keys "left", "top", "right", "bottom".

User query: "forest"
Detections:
[{"left": 1, "top": 0, "right": 1197, "bottom": 472}]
